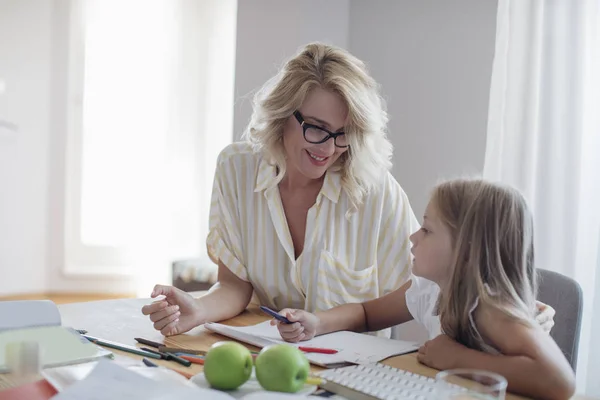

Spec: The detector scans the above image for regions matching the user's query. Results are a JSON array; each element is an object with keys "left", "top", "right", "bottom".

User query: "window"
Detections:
[{"left": 64, "top": 0, "right": 237, "bottom": 288}]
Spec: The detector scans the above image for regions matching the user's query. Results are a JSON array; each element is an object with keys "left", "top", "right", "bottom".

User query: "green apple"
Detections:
[
  {"left": 204, "top": 341, "right": 253, "bottom": 390},
  {"left": 255, "top": 344, "right": 310, "bottom": 393}
]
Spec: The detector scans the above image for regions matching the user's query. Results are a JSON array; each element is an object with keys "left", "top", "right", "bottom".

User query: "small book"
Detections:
[
  {"left": 0, "top": 300, "right": 112, "bottom": 374},
  {"left": 204, "top": 320, "right": 419, "bottom": 368},
  {"left": 0, "top": 378, "right": 57, "bottom": 400}
]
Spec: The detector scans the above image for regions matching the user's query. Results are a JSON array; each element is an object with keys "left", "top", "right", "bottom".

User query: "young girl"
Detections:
[{"left": 272, "top": 179, "right": 575, "bottom": 400}]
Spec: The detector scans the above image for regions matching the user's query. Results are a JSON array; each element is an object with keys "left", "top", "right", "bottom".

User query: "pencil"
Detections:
[
  {"left": 171, "top": 368, "right": 195, "bottom": 379},
  {"left": 306, "top": 377, "right": 324, "bottom": 386},
  {"left": 179, "top": 355, "right": 204, "bottom": 365},
  {"left": 83, "top": 335, "right": 162, "bottom": 359},
  {"left": 158, "top": 346, "right": 206, "bottom": 355}
]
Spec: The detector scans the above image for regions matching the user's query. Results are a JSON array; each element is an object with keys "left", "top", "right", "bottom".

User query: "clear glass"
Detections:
[{"left": 435, "top": 369, "right": 508, "bottom": 400}]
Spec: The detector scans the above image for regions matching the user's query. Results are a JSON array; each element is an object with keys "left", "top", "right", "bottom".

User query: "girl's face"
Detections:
[{"left": 410, "top": 201, "right": 454, "bottom": 286}]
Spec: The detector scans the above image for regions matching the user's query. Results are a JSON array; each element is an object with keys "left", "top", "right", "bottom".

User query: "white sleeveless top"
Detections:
[{"left": 405, "top": 275, "right": 499, "bottom": 354}]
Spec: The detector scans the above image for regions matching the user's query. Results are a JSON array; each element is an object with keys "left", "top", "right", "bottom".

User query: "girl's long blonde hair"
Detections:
[
  {"left": 243, "top": 42, "right": 393, "bottom": 209},
  {"left": 433, "top": 179, "right": 537, "bottom": 351}
]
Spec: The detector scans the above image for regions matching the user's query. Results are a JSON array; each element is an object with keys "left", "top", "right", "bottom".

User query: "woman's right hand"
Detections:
[
  {"left": 141, "top": 284, "right": 205, "bottom": 336},
  {"left": 270, "top": 308, "right": 319, "bottom": 343}
]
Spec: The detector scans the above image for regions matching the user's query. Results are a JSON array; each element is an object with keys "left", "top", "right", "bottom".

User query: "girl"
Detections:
[{"left": 273, "top": 179, "right": 575, "bottom": 400}]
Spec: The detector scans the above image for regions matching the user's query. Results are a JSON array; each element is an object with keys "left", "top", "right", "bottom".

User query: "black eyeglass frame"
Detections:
[{"left": 293, "top": 110, "right": 349, "bottom": 148}]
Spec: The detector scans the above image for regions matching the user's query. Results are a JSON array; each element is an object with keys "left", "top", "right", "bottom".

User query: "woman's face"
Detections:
[{"left": 282, "top": 87, "right": 349, "bottom": 181}]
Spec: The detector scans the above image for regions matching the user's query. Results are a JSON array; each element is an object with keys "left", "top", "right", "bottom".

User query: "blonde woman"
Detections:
[
  {"left": 273, "top": 180, "right": 575, "bottom": 400},
  {"left": 142, "top": 43, "right": 554, "bottom": 340}
]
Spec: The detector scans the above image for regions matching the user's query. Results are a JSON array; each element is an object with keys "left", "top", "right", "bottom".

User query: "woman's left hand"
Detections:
[
  {"left": 417, "top": 335, "right": 466, "bottom": 370},
  {"left": 535, "top": 301, "right": 556, "bottom": 334}
]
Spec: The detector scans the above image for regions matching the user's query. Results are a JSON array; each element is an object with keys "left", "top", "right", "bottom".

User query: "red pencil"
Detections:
[
  {"left": 172, "top": 369, "right": 195, "bottom": 379},
  {"left": 179, "top": 355, "right": 204, "bottom": 365},
  {"left": 298, "top": 346, "right": 338, "bottom": 354}
]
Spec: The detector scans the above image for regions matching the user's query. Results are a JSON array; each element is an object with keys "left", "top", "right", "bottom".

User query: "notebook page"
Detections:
[{"left": 205, "top": 321, "right": 419, "bottom": 365}]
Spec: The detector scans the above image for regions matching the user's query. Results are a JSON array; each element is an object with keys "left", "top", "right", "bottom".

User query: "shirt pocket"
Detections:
[{"left": 315, "top": 249, "right": 380, "bottom": 311}]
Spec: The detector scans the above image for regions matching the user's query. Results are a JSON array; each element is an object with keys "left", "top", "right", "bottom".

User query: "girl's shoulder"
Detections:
[
  {"left": 405, "top": 276, "right": 442, "bottom": 338},
  {"left": 405, "top": 276, "right": 440, "bottom": 313}
]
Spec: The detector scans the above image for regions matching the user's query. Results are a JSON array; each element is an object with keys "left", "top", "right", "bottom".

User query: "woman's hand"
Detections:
[
  {"left": 535, "top": 301, "right": 556, "bottom": 334},
  {"left": 417, "top": 334, "right": 466, "bottom": 370},
  {"left": 141, "top": 285, "right": 205, "bottom": 336},
  {"left": 270, "top": 308, "right": 320, "bottom": 342}
]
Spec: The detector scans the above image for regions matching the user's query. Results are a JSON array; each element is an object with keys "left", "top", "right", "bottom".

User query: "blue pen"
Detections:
[{"left": 260, "top": 305, "right": 292, "bottom": 324}]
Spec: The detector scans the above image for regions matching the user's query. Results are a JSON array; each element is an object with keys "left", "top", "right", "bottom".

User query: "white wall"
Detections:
[
  {"left": 233, "top": 0, "right": 350, "bottom": 140},
  {"left": 349, "top": 0, "right": 498, "bottom": 217},
  {"left": 0, "top": 0, "right": 53, "bottom": 295}
]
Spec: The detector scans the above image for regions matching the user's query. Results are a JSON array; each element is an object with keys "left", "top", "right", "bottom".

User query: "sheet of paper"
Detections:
[
  {"left": 42, "top": 357, "right": 141, "bottom": 392},
  {"left": 205, "top": 321, "right": 419, "bottom": 366},
  {"left": 52, "top": 359, "right": 232, "bottom": 400},
  {"left": 0, "top": 300, "right": 61, "bottom": 331}
]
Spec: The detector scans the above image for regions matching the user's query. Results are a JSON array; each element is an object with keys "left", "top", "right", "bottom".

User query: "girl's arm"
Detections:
[
  {"left": 319, "top": 280, "right": 415, "bottom": 334},
  {"left": 273, "top": 280, "right": 414, "bottom": 342},
  {"left": 418, "top": 305, "right": 575, "bottom": 400}
]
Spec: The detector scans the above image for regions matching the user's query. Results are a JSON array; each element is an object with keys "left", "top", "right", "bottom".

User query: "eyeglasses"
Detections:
[{"left": 293, "top": 111, "right": 349, "bottom": 148}]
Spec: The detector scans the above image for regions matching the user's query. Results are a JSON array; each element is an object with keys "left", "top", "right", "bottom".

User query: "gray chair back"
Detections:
[{"left": 537, "top": 269, "right": 583, "bottom": 371}]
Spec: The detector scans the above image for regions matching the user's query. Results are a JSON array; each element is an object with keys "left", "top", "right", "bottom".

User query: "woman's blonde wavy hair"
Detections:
[
  {"left": 243, "top": 42, "right": 393, "bottom": 209},
  {"left": 433, "top": 179, "right": 538, "bottom": 352}
]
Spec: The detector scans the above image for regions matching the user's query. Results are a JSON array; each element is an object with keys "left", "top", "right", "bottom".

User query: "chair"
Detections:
[{"left": 537, "top": 269, "right": 583, "bottom": 371}]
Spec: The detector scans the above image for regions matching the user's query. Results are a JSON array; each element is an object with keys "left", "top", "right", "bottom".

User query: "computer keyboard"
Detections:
[{"left": 317, "top": 362, "right": 465, "bottom": 400}]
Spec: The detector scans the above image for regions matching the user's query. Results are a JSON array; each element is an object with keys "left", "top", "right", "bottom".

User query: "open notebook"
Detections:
[
  {"left": 204, "top": 321, "right": 419, "bottom": 368},
  {"left": 0, "top": 300, "right": 112, "bottom": 373}
]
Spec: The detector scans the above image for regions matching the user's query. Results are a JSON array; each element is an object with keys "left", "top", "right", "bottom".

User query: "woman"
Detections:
[{"left": 142, "top": 43, "right": 555, "bottom": 337}]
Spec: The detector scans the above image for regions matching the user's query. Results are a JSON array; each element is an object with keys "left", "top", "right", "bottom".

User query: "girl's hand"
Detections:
[
  {"left": 417, "top": 334, "right": 466, "bottom": 370},
  {"left": 270, "top": 308, "right": 319, "bottom": 342}
]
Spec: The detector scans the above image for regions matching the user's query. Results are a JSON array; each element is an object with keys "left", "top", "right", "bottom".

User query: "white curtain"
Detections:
[
  {"left": 484, "top": 0, "right": 600, "bottom": 394},
  {"left": 72, "top": 0, "right": 237, "bottom": 295}
]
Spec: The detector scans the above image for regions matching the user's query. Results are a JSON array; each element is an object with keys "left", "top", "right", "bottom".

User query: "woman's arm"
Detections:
[
  {"left": 417, "top": 306, "right": 575, "bottom": 400},
  {"left": 142, "top": 261, "right": 253, "bottom": 336},
  {"left": 275, "top": 280, "right": 415, "bottom": 341},
  {"left": 199, "top": 261, "right": 254, "bottom": 322}
]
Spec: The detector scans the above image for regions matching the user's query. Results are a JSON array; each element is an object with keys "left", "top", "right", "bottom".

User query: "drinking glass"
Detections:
[{"left": 435, "top": 369, "right": 508, "bottom": 400}]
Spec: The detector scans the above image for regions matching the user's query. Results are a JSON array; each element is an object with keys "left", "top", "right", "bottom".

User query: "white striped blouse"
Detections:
[{"left": 206, "top": 142, "right": 419, "bottom": 335}]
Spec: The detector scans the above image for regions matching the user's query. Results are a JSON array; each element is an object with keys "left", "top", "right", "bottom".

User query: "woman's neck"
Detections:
[{"left": 280, "top": 169, "right": 325, "bottom": 193}]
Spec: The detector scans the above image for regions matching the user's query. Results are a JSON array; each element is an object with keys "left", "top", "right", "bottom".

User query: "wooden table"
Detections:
[{"left": 58, "top": 297, "right": 589, "bottom": 400}]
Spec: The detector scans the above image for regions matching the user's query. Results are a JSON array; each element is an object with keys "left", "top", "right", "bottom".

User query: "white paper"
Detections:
[
  {"left": 52, "top": 360, "right": 232, "bottom": 400},
  {"left": 0, "top": 300, "right": 61, "bottom": 331},
  {"left": 204, "top": 321, "right": 419, "bottom": 366},
  {"left": 42, "top": 357, "right": 141, "bottom": 392}
]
